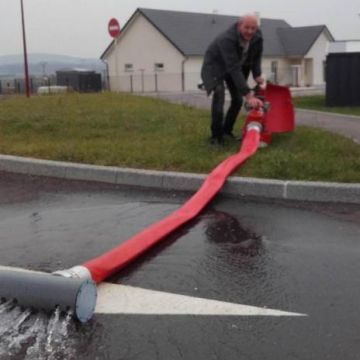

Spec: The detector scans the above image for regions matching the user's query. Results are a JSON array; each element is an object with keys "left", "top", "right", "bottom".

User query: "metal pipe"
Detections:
[{"left": 0, "top": 269, "right": 97, "bottom": 323}]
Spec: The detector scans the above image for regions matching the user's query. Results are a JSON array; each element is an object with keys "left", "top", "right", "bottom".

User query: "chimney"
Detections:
[
  {"left": 211, "top": 9, "right": 218, "bottom": 24},
  {"left": 255, "top": 11, "right": 261, "bottom": 26}
]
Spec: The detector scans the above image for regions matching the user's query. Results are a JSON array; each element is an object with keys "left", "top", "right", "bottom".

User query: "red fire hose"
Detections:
[
  {"left": 83, "top": 127, "right": 261, "bottom": 283},
  {"left": 0, "top": 122, "right": 262, "bottom": 324},
  {"left": 0, "top": 85, "right": 294, "bottom": 323},
  {"left": 54, "top": 84, "right": 294, "bottom": 286}
]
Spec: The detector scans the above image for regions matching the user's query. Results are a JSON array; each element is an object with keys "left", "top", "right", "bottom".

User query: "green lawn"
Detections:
[
  {"left": 293, "top": 95, "right": 360, "bottom": 117},
  {"left": 0, "top": 93, "right": 359, "bottom": 183}
]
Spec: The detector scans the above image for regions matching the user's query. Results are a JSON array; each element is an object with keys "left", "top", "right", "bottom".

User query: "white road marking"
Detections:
[
  {"left": 95, "top": 283, "right": 306, "bottom": 317},
  {"left": 0, "top": 266, "right": 306, "bottom": 317},
  {"left": 0, "top": 265, "right": 42, "bottom": 273}
]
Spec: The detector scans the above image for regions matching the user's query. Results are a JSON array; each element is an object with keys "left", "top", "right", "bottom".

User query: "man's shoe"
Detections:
[
  {"left": 224, "top": 132, "right": 241, "bottom": 142},
  {"left": 209, "top": 136, "right": 224, "bottom": 146}
]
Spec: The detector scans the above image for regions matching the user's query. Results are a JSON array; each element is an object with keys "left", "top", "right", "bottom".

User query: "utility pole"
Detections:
[
  {"left": 40, "top": 62, "right": 47, "bottom": 77},
  {"left": 20, "top": 0, "right": 31, "bottom": 97}
]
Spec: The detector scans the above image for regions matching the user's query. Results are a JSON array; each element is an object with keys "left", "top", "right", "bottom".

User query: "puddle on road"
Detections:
[
  {"left": 0, "top": 300, "right": 95, "bottom": 360},
  {"left": 203, "top": 211, "right": 263, "bottom": 255}
]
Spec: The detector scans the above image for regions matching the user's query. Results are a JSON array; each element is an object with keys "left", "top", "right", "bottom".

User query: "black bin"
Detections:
[
  {"left": 57, "top": 70, "right": 102, "bottom": 93},
  {"left": 326, "top": 52, "right": 360, "bottom": 106}
]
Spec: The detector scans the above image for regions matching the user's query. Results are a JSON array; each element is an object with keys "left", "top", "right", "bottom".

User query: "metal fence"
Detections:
[
  {"left": 0, "top": 75, "right": 107, "bottom": 95},
  {"left": 108, "top": 72, "right": 183, "bottom": 93},
  {"left": 0, "top": 76, "right": 57, "bottom": 95},
  {"left": 107, "top": 67, "right": 295, "bottom": 93},
  {"left": 0, "top": 66, "right": 306, "bottom": 95}
]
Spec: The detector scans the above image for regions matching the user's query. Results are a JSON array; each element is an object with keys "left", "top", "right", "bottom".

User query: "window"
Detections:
[
  {"left": 271, "top": 61, "right": 278, "bottom": 73},
  {"left": 154, "top": 63, "right": 164, "bottom": 72},
  {"left": 271, "top": 61, "right": 278, "bottom": 83},
  {"left": 124, "top": 63, "right": 134, "bottom": 72}
]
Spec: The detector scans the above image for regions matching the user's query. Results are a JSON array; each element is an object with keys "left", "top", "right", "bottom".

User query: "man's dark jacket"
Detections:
[{"left": 201, "top": 23, "right": 263, "bottom": 95}]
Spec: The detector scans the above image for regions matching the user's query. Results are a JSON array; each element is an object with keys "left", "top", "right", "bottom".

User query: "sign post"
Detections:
[{"left": 107, "top": 18, "right": 121, "bottom": 90}]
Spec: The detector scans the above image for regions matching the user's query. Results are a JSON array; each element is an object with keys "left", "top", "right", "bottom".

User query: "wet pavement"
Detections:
[{"left": 0, "top": 171, "right": 360, "bottom": 359}]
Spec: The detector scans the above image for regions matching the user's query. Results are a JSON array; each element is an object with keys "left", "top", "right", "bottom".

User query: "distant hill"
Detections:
[{"left": 0, "top": 53, "right": 106, "bottom": 77}]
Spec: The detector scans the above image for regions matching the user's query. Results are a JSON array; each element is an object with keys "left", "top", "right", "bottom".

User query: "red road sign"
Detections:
[{"left": 108, "top": 18, "right": 120, "bottom": 38}]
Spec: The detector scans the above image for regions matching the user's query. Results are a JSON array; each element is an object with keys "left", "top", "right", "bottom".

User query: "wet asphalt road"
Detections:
[{"left": 0, "top": 171, "right": 360, "bottom": 360}]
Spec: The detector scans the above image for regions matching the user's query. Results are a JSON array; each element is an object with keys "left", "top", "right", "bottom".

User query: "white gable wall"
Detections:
[
  {"left": 183, "top": 57, "right": 202, "bottom": 90},
  {"left": 329, "top": 40, "right": 360, "bottom": 53},
  {"left": 305, "top": 30, "right": 329, "bottom": 86},
  {"left": 183, "top": 56, "right": 294, "bottom": 91},
  {"left": 105, "top": 14, "right": 185, "bottom": 92},
  {"left": 345, "top": 41, "right": 360, "bottom": 52}
]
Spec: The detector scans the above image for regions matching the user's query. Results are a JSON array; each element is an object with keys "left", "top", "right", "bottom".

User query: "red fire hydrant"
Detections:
[{"left": 242, "top": 83, "right": 295, "bottom": 147}]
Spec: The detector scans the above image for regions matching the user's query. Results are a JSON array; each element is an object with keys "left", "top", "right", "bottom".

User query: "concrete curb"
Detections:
[
  {"left": 295, "top": 108, "right": 360, "bottom": 121},
  {"left": 0, "top": 154, "right": 359, "bottom": 204}
]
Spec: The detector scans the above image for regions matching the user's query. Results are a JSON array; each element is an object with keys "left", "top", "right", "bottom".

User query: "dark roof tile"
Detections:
[{"left": 139, "top": 8, "right": 291, "bottom": 56}]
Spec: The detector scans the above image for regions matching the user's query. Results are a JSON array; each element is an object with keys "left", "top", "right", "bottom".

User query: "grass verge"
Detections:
[
  {"left": 0, "top": 92, "right": 359, "bottom": 183},
  {"left": 293, "top": 95, "right": 360, "bottom": 117}
]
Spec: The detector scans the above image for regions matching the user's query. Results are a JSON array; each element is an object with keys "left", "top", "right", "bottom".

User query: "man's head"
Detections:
[{"left": 238, "top": 14, "right": 258, "bottom": 41}]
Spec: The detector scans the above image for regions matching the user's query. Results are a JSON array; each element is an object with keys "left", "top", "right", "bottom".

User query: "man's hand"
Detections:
[
  {"left": 245, "top": 92, "right": 263, "bottom": 108},
  {"left": 254, "top": 76, "right": 265, "bottom": 85},
  {"left": 255, "top": 75, "right": 267, "bottom": 90}
]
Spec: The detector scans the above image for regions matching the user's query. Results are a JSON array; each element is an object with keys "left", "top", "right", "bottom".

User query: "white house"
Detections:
[
  {"left": 329, "top": 40, "right": 360, "bottom": 53},
  {"left": 101, "top": 8, "right": 334, "bottom": 92}
]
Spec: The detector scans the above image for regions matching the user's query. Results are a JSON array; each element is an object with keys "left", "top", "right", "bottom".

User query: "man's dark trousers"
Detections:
[{"left": 211, "top": 70, "right": 249, "bottom": 140}]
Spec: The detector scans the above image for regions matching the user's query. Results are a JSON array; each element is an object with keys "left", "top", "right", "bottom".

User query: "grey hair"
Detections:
[{"left": 238, "top": 13, "right": 259, "bottom": 26}]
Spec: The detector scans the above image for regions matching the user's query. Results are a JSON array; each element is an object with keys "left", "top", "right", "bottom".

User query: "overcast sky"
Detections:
[{"left": 1, "top": 0, "right": 359, "bottom": 58}]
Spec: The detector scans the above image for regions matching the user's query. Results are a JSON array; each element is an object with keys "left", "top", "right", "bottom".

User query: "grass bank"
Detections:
[
  {"left": 293, "top": 95, "right": 360, "bottom": 117},
  {"left": 0, "top": 92, "right": 359, "bottom": 183}
]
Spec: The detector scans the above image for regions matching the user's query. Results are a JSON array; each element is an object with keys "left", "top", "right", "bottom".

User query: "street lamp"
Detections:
[{"left": 20, "top": 0, "right": 31, "bottom": 97}]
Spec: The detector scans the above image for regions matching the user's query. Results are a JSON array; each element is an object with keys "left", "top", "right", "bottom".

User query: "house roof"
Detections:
[
  {"left": 278, "top": 26, "right": 333, "bottom": 56},
  {"left": 101, "top": 8, "right": 333, "bottom": 59}
]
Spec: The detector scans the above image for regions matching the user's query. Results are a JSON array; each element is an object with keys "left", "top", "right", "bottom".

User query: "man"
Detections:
[{"left": 201, "top": 14, "right": 265, "bottom": 145}]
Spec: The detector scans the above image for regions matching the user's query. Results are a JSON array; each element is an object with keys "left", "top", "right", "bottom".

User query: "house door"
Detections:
[
  {"left": 304, "top": 59, "right": 313, "bottom": 86},
  {"left": 291, "top": 65, "right": 301, "bottom": 87}
]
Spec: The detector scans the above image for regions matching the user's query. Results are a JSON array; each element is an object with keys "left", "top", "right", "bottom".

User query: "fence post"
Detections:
[
  {"left": 155, "top": 73, "right": 158, "bottom": 92},
  {"left": 140, "top": 69, "right": 145, "bottom": 92},
  {"left": 130, "top": 75, "right": 133, "bottom": 93},
  {"left": 15, "top": 79, "right": 20, "bottom": 94}
]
